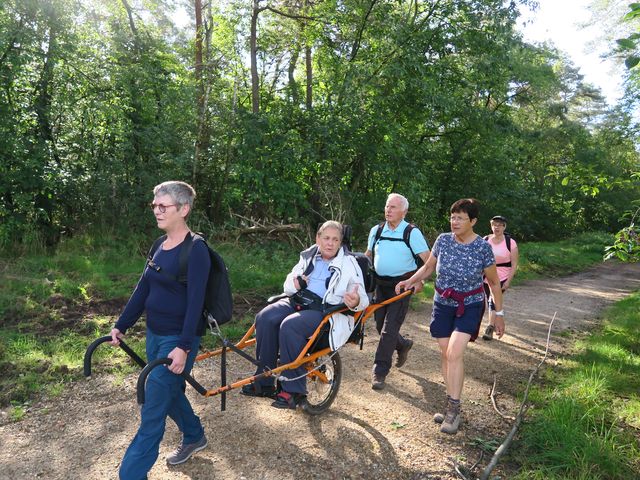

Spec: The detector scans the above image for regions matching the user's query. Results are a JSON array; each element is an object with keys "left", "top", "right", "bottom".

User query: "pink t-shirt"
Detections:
[{"left": 485, "top": 237, "right": 518, "bottom": 282}]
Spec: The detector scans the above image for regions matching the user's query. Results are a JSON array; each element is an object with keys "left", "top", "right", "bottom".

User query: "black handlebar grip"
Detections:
[
  {"left": 136, "top": 358, "right": 208, "bottom": 405},
  {"left": 83, "top": 335, "right": 147, "bottom": 377},
  {"left": 84, "top": 336, "right": 112, "bottom": 377}
]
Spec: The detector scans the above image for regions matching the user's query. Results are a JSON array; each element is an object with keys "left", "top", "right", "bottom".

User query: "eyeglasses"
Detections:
[
  {"left": 150, "top": 203, "right": 177, "bottom": 213},
  {"left": 450, "top": 215, "right": 470, "bottom": 223}
]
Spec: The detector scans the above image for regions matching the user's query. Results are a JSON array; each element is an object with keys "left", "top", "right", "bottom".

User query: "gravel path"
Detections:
[{"left": 1, "top": 261, "right": 639, "bottom": 479}]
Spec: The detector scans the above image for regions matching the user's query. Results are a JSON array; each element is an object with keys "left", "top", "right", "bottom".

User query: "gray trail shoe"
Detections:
[
  {"left": 166, "top": 434, "right": 208, "bottom": 466},
  {"left": 371, "top": 373, "right": 386, "bottom": 390},
  {"left": 482, "top": 324, "right": 495, "bottom": 341},
  {"left": 395, "top": 339, "right": 414, "bottom": 368},
  {"left": 440, "top": 403, "right": 462, "bottom": 434}
]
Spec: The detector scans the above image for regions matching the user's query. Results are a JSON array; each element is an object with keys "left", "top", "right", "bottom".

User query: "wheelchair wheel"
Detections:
[{"left": 302, "top": 351, "right": 342, "bottom": 415}]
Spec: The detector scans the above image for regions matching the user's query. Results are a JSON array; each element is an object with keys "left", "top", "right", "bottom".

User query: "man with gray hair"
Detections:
[{"left": 365, "top": 193, "right": 429, "bottom": 390}]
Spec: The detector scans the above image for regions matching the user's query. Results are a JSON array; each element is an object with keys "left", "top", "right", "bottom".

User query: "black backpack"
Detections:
[
  {"left": 483, "top": 233, "right": 513, "bottom": 268},
  {"left": 372, "top": 222, "right": 425, "bottom": 269},
  {"left": 147, "top": 232, "right": 233, "bottom": 333}
]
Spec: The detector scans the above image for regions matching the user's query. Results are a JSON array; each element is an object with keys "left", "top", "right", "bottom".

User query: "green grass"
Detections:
[
  {"left": 512, "top": 292, "right": 640, "bottom": 479},
  {"left": 0, "top": 233, "right": 294, "bottom": 408},
  {"left": 516, "top": 231, "right": 614, "bottom": 282},
  {"left": 0, "top": 230, "right": 619, "bottom": 412}
]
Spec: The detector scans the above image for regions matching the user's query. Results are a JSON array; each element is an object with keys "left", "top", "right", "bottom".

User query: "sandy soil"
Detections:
[{"left": 1, "top": 261, "right": 639, "bottom": 480}]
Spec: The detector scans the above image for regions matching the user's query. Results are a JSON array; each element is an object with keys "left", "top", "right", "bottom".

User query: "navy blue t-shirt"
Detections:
[{"left": 115, "top": 238, "right": 211, "bottom": 351}]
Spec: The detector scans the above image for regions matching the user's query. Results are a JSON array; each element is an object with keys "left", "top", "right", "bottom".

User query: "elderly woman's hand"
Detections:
[
  {"left": 167, "top": 347, "right": 188, "bottom": 374},
  {"left": 343, "top": 285, "right": 360, "bottom": 309},
  {"left": 110, "top": 328, "right": 123, "bottom": 346}
]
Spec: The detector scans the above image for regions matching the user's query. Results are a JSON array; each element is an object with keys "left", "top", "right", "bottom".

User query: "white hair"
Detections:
[{"left": 387, "top": 193, "right": 409, "bottom": 212}]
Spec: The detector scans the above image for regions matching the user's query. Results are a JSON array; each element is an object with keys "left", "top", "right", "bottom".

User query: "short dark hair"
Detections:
[{"left": 450, "top": 198, "right": 480, "bottom": 220}]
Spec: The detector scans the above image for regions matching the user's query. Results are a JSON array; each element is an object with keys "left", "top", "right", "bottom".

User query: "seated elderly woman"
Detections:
[{"left": 241, "top": 220, "right": 369, "bottom": 409}]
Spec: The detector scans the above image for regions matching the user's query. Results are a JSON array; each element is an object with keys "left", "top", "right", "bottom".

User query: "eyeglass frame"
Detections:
[
  {"left": 449, "top": 214, "right": 470, "bottom": 223},
  {"left": 150, "top": 203, "right": 178, "bottom": 213}
]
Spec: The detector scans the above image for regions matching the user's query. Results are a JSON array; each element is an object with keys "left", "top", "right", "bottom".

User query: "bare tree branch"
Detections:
[
  {"left": 489, "top": 375, "right": 516, "bottom": 421},
  {"left": 264, "top": 5, "right": 315, "bottom": 21},
  {"left": 479, "top": 312, "right": 558, "bottom": 480}
]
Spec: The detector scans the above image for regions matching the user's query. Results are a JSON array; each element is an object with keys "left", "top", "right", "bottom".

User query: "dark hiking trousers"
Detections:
[{"left": 373, "top": 282, "right": 412, "bottom": 377}]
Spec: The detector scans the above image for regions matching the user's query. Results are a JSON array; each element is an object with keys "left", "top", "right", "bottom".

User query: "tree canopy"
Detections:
[{"left": 1, "top": 0, "right": 638, "bottom": 248}]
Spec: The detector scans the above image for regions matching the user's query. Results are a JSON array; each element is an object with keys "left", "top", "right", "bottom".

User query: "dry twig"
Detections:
[
  {"left": 489, "top": 375, "right": 516, "bottom": 421},
  {"left": 479, "top": 312, "right": 557, "bottom": 480},
  {"left": 454, "top": 451, "right": 484, "bottom": 480}
]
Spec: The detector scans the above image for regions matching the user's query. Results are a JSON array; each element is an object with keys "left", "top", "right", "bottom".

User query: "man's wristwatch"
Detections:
[{"left": 495, "top": 310, "right": 505, "bottom": 316}]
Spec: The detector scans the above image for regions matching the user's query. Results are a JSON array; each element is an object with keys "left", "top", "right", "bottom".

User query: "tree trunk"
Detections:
[
  {"left": 250, "top": 0, "right": 261, "bottom": 114},
  {"left": 305, "top": 44, "right": 312, "bottom": 110},
  {"left": 193, "top": 0, "right": 209, "bottom": 187}
]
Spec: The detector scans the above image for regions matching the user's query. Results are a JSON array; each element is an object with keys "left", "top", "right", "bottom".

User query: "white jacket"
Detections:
[{"left": 283, "top": 245, "right": 369, "bottom": 350}]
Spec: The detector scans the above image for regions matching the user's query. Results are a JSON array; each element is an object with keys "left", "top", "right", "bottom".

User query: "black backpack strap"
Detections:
[
  {"left": 147, "top": 232, "right": 194, "bottom": 283},
  {"left": 402, "top": 223, "right": 419, "bottom": 263},
  {"left": 371, "top": 222, "right": 385, "bottom": 266},
  {"left": 144, "top": 235, "right": 167, "bottom": 276},
  {"left": 505, "top": 234, "right": 512, "bottom": 252},
  {"left": 176, "top": 232, "right": 195, "bottom": 284},
  {"left": 342, "top": 224, "right": 353, "bottom": 252},
  {"left": 148, "top": 235, "right": 166, "bottom": 261}
]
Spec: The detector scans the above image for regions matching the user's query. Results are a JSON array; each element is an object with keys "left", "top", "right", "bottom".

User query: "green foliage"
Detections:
[
  {"left": 604, "top": 202, "right": 640, "bottom": 263},
  {"left": 513, "top": 293, "right": 640, "bottom": 479},
  {"left": 0, "top": 0, "right": 638, "bottom": 249},
  {"left": 0, "top": 232, "right": 618, "bottom": 408},
  {"left": 0, "top": 232, "right": 298, "bottom": 406}
]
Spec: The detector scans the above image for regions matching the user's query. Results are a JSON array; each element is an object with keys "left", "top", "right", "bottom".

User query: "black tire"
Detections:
[{"left": 302, "top": 351, "right": 342, "bottom": 415}]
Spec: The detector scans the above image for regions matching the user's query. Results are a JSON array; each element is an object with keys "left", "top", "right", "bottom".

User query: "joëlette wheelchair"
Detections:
[
  {"left": 84, "top": 289, "right": 412, "bottom": 416},
  {"left": 84, "top": 228, "right": 414, "bottom": 416}
]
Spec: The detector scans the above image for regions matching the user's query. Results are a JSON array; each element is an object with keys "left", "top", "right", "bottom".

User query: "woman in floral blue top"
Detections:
[{"left": 397, "top": 199, "right": 504, "bottom": 435}]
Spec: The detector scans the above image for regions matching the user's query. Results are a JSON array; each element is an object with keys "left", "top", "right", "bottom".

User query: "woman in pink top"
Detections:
[{"left": 482, "top": 215, "right": 518, "bottom": 340}]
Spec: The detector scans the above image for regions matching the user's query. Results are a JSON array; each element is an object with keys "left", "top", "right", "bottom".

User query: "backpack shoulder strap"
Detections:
[
  {"left": 148, "top": 235, "right": 166, "bottom": 261},
  {"left": 505, "top": 234, "right": 512, "bottom": 252},
  {"left": 374, "top": 222, "right": 385, "bottom": 243},
  {"left": 402, "top": 223, "right": 418, "bottom": 259},
  {"left": 177, "top": 232, "right": 196, "bottom": 284},
  {"left": 371, "top": 222, "right": 385, "bottom": 265}
]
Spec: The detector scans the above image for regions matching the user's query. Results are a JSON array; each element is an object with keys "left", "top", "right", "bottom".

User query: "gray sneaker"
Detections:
[
  {"left": 482, "top": 324, "right": 495, "bottom": 341},
  {"left": 166, "top": 435, "right": 208, "bottom": 466},
  {"left": 371, "top": 373, "right": 386, "bottom": 390}
]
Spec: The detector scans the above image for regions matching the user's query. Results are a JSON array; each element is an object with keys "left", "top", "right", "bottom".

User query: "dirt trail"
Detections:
[{"left": 1, "top": 261, "right": 639, "bottom": 480}]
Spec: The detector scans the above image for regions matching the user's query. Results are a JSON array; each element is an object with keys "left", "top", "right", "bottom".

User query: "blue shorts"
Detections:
[{"left": 430, "top": 300, "right": 484, "bottom": 338}]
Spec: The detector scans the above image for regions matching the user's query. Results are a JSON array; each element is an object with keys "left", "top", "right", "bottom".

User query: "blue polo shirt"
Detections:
[
  {"left": 367, "top": 220, "right": 429, "bottom": 277},
  {"left": 306, "top": 255, "right": 331, "bottom": 298}
]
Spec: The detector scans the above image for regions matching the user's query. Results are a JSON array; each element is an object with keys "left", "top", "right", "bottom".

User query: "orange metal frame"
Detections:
[{"left": 193, "top": 289, "right": 413, "bottom": 398}]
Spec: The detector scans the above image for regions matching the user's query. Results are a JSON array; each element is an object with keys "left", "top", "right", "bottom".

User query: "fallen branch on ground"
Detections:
[
  {"left": 478, "top": 312, "right": 557, "bottom": 480},
  {"left": 489, "top": 375, "right": 516, "bottom": 421}
]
